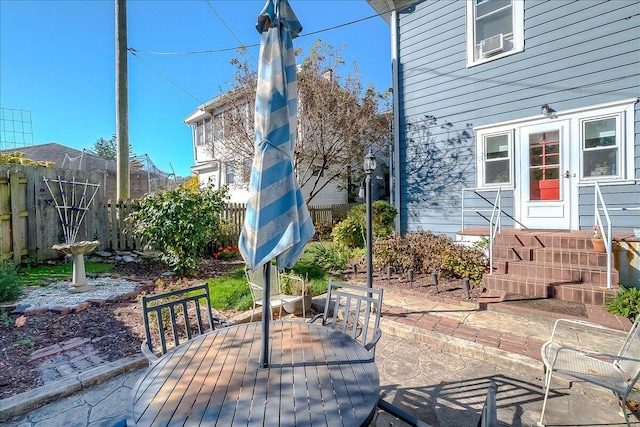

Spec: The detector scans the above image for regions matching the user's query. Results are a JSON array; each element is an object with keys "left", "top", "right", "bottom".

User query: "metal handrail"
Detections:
[
  {"left": 488, "top": 188, "right": 502, "bottom": 276},
  {"left": 594, "top": 182, "right": 612, "bottom": 289},
  {"left": 461, "top": 187, "right": 526, "bottom": 276}
]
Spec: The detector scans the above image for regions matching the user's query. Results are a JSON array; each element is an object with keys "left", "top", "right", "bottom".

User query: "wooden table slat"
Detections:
[{"left": 129, "top": 321, "right": 380, "bottom": 427}]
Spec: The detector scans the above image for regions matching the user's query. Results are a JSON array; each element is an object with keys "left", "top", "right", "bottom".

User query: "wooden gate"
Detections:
[{"left": 0, "top": 170, "right": 28, "bottom": 263}]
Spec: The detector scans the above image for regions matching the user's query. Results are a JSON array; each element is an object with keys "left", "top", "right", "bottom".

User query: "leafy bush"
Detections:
[
  {"left": 443, "top": 244, "right": 488, "bottom": 283},
  {"left": 0, "top": 260, "right": 21, "bottom": 302},
  {"left": 311, "top": 243, "right": 354, "bottom": 273},
  {"left": 605, "top": 285, "right": 640, "bottom": 321},
  {"left": 331, "top": 201, "right": 397, "bottom": 248},
  {"left": 373, "top": 230, "right": 488, "bottom": 283},
  {"left": 128, "top": 185, "right": 229, "bottom": 274}
]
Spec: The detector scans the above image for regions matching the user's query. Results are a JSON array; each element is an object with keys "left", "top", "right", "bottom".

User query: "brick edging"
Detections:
[{"left": 0, "top": 355, "right": 148, "bottom": 423}]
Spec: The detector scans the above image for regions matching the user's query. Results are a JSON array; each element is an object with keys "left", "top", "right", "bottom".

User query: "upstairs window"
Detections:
[
  {"left": 226, "top": 164, "right": 234, "bottom": 185},
  {"left": 195, "top": 121, "right": 204, "bottom": 147},
  {"left": 204, "top": 117, "right": 212, "bottom": 147},
  {"left": 466, "top": 0, "right": 524, "bottom": 66}
]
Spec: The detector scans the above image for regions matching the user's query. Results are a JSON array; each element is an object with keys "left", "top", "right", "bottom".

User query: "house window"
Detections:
[
  {"left": 213, "top": 113, "right": 224, "bottom": 142},
  {"left": 226, "top": 164, "right": 234, "bottom": 184},
  {"left": 483, "top": 132, "right": 512, "bottom": 185},
  {"left": 242, "top": 158, "right": 252, "bottom": 183},
  {"left": 528, "top": 131, "right": 560, "bottom": 201},
  {"left": 466, "top": 0, "right": 524, "bottom": 66},
  {"left": 204, "top": 117, "right": 212, "bottom": 147},
  {"left": 195, "top": 121, "right": 204, "bottom": 147},
  {"left": 582, "top": 116, "right": 619, "bottom": 179},
  {"left": 312, "top": 165, "right": 325, "bottom": 177}
]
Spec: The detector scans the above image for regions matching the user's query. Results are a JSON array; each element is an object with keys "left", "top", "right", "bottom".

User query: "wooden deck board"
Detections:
[{"left": 129, "top": 321, "right": 379, "bottom": 427}]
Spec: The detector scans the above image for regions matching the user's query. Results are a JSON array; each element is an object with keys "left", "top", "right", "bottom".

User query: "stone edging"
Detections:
[
  {"left": 0, "top": 355, "right": 148, "bottom": 423},
  {"left": 2, "top": 279, "right": 157, "bottom": 316}
]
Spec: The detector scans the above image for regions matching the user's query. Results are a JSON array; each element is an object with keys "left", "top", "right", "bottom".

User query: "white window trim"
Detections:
[
  {"left": 474, "top": 99, "right": 637, "bottom": 188},
  {"left": 574, "top": 102, "right": 635, "bottom": 185},
  {"left": 476, "top": 127, "right": 515, "bottom": 188},
  {"left": 466, "top": 0, "right": 524, "bottom": 68}
]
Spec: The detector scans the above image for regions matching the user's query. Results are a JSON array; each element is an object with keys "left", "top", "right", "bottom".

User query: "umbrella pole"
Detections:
[{"left": 261, "top": 263, "right": 270, "bottom": 368}]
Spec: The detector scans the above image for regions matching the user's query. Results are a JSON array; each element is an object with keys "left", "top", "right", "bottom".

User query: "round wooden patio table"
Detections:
[{"left": 128, "top": 320, "right": 380, "bottom": 427}]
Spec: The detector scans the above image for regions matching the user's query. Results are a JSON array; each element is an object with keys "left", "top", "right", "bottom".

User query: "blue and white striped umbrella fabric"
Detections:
[{"left": 239, "top": 0, "right": 315, "bottom": 273}]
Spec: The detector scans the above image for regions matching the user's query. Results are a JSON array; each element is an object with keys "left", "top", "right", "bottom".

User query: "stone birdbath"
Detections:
[{"left": 52, "top": 240, "right": 100, "bottom": 293}]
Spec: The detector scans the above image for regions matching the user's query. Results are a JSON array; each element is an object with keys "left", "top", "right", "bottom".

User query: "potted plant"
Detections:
[
  {"left": 591, "top": 224, "right": 605, "bottom": 253},
  {"left": 596, "top": 162, "right": 611, "bottom": 176},
  {"left": 280, "top": 273, "right": 312, "bottom": 315}
]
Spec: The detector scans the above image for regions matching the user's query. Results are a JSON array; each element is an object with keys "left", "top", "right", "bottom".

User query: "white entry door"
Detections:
[{"left": 517, "top": 121, "right": 575, "bottom": 229}]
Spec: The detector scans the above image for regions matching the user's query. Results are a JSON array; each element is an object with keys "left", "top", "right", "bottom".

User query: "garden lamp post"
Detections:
[{"left": 364, "top": 149, "right": 376, "bottom": 288}]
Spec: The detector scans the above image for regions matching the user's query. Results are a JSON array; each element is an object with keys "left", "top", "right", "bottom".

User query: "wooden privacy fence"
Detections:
[
  {"left": 0, "top": 166, "right": 109, "bottom": 264},
  {"left": 108, "top": 200, "right": 145, "bottom": 252},
  {"left": 0, "top": 165, "right": 355, "bottom": 264},
  {"left": 219, "top": 203, "right": 353, "bottom": 239},
  {"left": 0, "top": 170, "right": 28, "bottom": 263}
]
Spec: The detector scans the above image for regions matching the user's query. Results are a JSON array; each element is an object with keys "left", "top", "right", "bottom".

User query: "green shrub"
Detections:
[
  {"left": 128, "top": 185, "right": 229, "bottom": 274},
  {"left": 0, "top": 260, "right": 21, "bottom": 302},
  {"left": 443, "top": 244, "right": 488, "bottom": 283},
  {"left": 605, "top": 285, "right": 640, "bottom": 321},
  {"left": 311, "top": 243, "right": 354, "bottom": 273},
  {"left": 373, "top": 230, "right": 488, "bottom": 282},
  {"left": 331, "top": 201, "right": 397, "bottom": 248}
]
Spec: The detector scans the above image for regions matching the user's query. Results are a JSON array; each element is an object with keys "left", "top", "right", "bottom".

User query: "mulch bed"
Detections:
[{"left": 0, "top": 258, "right": 242, "bottom": 399}]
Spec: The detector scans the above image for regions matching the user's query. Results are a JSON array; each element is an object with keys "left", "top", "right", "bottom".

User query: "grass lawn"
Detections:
[
  {"left": 10, "top": 242, "right": 338, "bottom": 312},
  {"left": 206, "top": 242, "right": 335, "bottom": 311}
]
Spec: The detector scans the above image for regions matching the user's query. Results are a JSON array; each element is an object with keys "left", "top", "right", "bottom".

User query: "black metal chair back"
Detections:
[{"left": 141, "top": 283, "right": 227, "bottom": 360}]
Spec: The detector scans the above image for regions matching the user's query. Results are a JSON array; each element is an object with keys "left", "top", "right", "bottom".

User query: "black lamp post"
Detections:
[{"left": 364, "top": 149, "right": 376, "bottom": 288}]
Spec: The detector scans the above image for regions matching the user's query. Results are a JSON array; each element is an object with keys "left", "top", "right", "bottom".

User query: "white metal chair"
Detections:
[
  {"left": 309, "top": 280, "right": 383, "bottom": 358},
  {"left": 538, "top": 317, "right": 640, "bottom": 426},
  {"left": 245, "top": 264, "right": 306, "bottom": 321}
]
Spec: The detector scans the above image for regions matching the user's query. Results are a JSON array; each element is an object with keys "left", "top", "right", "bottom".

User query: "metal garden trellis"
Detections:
[
  {"left": 43, "top": 176, "right": 101, "bottom": 244},
  {"left": 43, "top": 176, "right": 101, "bottom": 292}
]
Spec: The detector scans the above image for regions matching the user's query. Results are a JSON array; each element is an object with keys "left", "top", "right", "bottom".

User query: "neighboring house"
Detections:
[
  {"left": 0, "top": 142, "right": 175, "bottom": 200},
  {"left": 185, "top": 92, "right": 348, "bottom": 206},
  {"left": 367, "top": 0, "right": 639, "bottom": 236}
]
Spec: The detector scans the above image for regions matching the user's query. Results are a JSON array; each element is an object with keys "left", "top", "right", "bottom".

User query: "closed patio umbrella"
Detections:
[{"left": 239, "top": 0, "right": 314, "bottom": 368}]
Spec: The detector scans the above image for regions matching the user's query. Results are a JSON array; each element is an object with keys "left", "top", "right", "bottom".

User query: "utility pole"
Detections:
[{"left": 115, "top": 0, "right": 130, "bottom": 201}]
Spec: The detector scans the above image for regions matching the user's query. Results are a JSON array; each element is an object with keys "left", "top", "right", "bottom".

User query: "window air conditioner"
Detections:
[{"left": 480, "top": 34, "right": 504, "bottom": 57}]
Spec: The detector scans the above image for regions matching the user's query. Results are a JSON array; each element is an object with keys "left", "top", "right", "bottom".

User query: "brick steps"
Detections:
[{"left": 483, "top": 229, "right": 618, "bottom": 305}]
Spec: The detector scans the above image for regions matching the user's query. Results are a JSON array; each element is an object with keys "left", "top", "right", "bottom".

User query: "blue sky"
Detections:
[{"left": 0, "top": 0, "right": 391, "bottom": 178}]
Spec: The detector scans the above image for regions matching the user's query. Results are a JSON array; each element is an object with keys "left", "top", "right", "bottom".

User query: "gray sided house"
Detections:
[
  {"left": 368, "top": 0, "right": 640, "bottom": 301},
  {"left": 368, "top": 0, "right": 639, "bottom": 235}
]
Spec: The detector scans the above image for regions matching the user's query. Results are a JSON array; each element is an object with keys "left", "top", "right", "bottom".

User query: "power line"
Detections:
[
  {"left": 129, "top": 49, "right": 205, "bottom": 104},
  {"left": 204, "top": 0, "right": 258, "bottom": 64},
  {"left": 129, "top": 12, "right": 379, "bottom": 56}
]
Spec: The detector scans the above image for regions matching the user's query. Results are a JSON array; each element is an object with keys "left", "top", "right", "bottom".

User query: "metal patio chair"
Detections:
[
  {"left": 245, "top": 264, "right": 306, "bottom": 321},
  {"left": 538, "top": 317, "right": 640, "bottom": 427},
  {"left": 141, "top": 283, "right": 229, "bottom": 364},
  {"left": 377, "top": 380, "right": 497, "bottom": 427},
  {"left": 309, "top": 279, "right": 383, "bottom": 358}
]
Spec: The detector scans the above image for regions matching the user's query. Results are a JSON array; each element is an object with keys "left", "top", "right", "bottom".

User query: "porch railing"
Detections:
[
  {"left": 593, "top": 182, "right": 613, "bottom": 289},
  {"left": 461, "top": 187, "right": 525, "bottom": 276}
]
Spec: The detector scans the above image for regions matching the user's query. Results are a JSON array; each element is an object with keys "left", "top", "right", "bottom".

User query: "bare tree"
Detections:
[{"left": 210, "top": 42, "right": 391, "bottom": 203}]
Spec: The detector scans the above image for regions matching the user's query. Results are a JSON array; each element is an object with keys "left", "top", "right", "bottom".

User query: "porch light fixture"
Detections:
[
  {"left": 363, "top": 149, "right": 376, "bottom": 288},
  {"left": 541, "top": 104, "right": 557, "bottom": 119}
]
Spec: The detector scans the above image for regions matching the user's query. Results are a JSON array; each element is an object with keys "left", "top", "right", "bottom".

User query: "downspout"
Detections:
[{"left": 390, "top": 6, "right": 401, "bottom": 233}]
